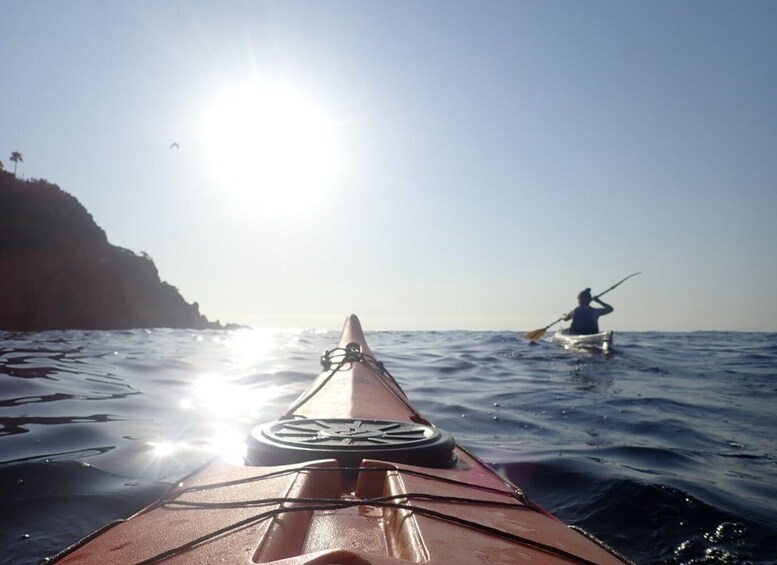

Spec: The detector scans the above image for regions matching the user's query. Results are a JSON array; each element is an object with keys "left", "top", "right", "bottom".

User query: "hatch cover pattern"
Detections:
[{"left": 246, "top": 418, "right": 456, "bottom": 468}]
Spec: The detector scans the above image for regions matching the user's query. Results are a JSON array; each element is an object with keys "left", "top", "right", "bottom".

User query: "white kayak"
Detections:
[{"left": 552, "top": 329, "right": 613, "bottom": 352}]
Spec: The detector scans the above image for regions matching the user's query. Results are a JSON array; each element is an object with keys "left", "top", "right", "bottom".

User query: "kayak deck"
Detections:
[
  {"left": 53, "top": 315, "right": 631, "bottom": 564},
  {"left": 69, "top": 459, "right": 613, "bottom": 564}
]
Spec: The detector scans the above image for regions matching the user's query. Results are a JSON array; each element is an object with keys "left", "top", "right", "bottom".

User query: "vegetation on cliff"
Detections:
[{"left": 0, "top": 170, "right": 220, "bottom": 330}]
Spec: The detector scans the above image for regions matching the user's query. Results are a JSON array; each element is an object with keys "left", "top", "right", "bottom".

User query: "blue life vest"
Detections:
[{"left": 570, "top": 306, "right": 600, "bottom": 335}]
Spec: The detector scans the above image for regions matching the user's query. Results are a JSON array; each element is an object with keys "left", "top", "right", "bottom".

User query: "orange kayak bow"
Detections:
[{"left": 52, "top": 315, "right": 632, "bottom": 564}]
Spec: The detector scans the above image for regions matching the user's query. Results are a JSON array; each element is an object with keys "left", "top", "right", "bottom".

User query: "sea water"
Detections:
[{"left": 0, "top": 328, "right": 775, "bottom": 564}]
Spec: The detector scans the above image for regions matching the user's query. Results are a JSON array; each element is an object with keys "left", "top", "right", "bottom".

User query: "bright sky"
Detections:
[{"left": 2, "top": 1, "right": 776, "bottom": 331}]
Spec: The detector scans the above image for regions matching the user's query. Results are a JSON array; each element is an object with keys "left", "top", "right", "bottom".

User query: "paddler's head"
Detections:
[{"left": 578, "top": 288, "right": 592, "bottom": 305}]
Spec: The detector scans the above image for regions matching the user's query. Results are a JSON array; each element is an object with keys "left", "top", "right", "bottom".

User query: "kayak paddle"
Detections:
[{"left": 525, "top": 272, "right": 641, "bottom": 341}]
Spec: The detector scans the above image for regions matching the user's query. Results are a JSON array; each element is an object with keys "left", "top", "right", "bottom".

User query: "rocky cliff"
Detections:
[{"left": 0, "top": 171, "right": 220, "bottom": 330}]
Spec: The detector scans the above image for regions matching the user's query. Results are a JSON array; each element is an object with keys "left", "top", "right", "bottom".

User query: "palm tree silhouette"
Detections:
[{"left": 10, "top": 152, "right": 23, "bottom": 176}]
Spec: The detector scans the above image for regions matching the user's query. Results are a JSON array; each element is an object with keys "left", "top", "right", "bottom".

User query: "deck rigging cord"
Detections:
[
  {"left": 139, "top": 492, "right": 606, "bottom": 565},
  {"left": 129, "top": 461, "right": 634, "bottom": 565},
  {"left": 282, "top": 343, "right": 426, "bottom": 422},
  {"left": 168, "top": 462, "right": 528, "bottom": 502}
]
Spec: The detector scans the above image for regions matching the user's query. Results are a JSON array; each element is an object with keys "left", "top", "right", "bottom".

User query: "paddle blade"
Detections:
[{"left": 525, "top": 327, "right": 547, "bottom": 341}]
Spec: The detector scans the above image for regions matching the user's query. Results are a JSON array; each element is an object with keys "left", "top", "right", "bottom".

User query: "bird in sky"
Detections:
[{"left": 169, "top": 142, "right": 180, "bottom": 149}]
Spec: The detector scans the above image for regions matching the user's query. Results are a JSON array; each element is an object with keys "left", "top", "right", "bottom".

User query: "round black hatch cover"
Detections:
[{"left": 245, "top": 418, "right": 455, "bottom": 468}]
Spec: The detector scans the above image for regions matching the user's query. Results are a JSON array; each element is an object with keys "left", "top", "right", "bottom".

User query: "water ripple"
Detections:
[{"left": 0, "top": 329, "right": 775, "bottom": 565}]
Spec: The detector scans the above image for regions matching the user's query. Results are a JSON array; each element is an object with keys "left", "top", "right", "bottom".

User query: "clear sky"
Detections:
[{"left": 2, "top": 1, "right": 776, "bottom": 331}]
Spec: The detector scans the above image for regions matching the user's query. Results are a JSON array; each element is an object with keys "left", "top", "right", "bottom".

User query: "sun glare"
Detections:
[{"left": 201, "top": 82, "right": 340, "bottom": 215}]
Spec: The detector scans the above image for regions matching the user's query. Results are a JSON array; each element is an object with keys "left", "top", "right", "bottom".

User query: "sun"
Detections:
[{"left": 201, "top": 81, "right": 340, "bottom": 215}]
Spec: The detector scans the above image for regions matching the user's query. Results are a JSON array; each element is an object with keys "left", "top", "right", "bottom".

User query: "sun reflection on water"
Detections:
[
  {"left": 147, "top": 328, "right": 307, "bottom": 468},
  {"left": 206, "top": 427, "right": 247, "bottom": 465},
  {"left": 148, "top": 440, "right": 178, "bottom": 458},
  {"left": 183, "top": 373, "right": 286, "bottom": 418}
]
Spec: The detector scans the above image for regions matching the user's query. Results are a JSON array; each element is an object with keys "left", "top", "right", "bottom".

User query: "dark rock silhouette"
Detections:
[{"left": 0, "top": 170, "right": 222, "bottom": 330}]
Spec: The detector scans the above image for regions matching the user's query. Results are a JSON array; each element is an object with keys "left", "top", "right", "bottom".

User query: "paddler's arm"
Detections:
[{"left": 592, "top": 296, "right": 614, "bottom": 316}]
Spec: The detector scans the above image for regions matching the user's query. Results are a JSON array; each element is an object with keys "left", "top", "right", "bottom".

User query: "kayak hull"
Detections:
[
  {"left": 552, "top": 329, "right": 614, "bottom": 352},
  {"left": 53, "top": 315, "right": 631, "bottom": 564}
]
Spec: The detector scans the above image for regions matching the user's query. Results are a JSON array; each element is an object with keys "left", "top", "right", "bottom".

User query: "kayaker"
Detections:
[{"left": 563, "top": 288, "right": 613, "bottom": 335}]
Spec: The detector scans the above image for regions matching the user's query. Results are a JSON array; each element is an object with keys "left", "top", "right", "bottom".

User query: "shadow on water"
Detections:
[
  {"left": 0, "top": 460, "right": 170, "bottom": 564},
  {"left": 496, "top": 458, "right": 776, "bottom": 565}
]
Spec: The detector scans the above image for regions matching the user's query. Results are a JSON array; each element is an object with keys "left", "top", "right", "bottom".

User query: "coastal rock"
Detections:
[{"left": 0, "top": 170, "right": 220, "bottom": 330}]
